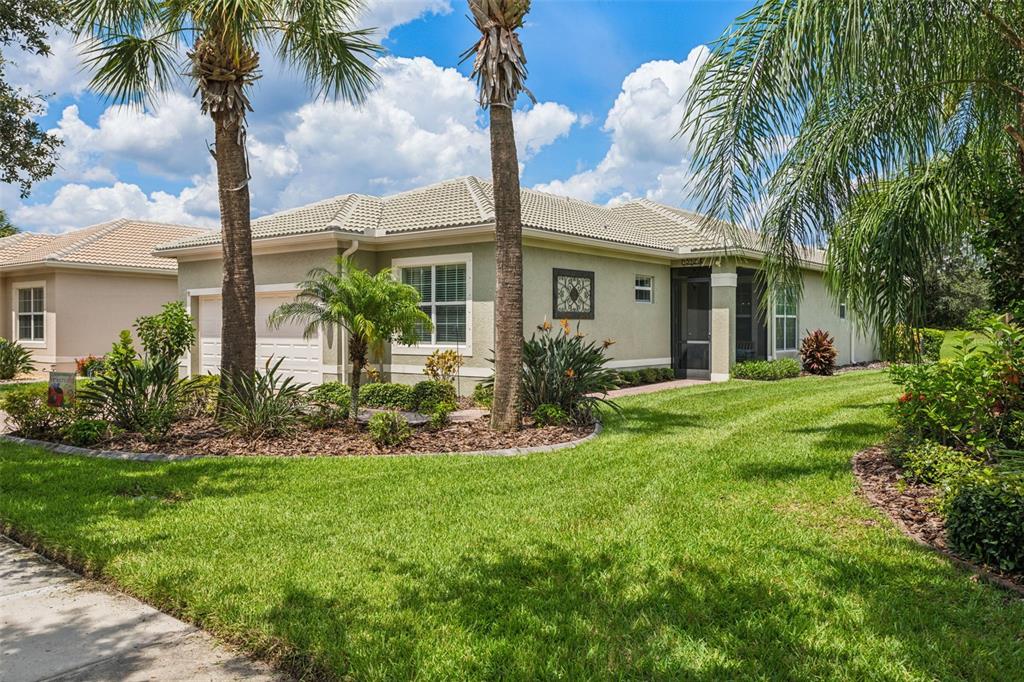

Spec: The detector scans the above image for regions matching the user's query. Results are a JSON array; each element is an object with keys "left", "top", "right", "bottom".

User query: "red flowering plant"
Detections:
[{"left": 888, "top": 319, "right": 1024, "bottom": 456}]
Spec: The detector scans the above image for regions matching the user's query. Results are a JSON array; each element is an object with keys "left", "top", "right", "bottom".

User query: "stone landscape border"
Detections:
[{"left": 0, "top": 422, "right": 602, "bottom": 461}]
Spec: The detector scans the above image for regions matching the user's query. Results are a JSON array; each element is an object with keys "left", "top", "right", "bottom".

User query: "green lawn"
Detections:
[{"left": 2, "top": 371, "right": 1022, "bottom": 680}]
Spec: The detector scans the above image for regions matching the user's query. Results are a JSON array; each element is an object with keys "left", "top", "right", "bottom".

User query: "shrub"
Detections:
[
  {"left": 63, "top": 418, "right": 109, "bottom": 447},
  {"left": 411, "top": 380, "right": 457, "bottom": 413},
  {"left": 945, "top": 470, "right": 1024, "bottom": 573},
  {"left": 889, "top": 320, "right": 1023, "bottom": 454},
  {"left": 0, "top": 338, "right": 34, "bottom": 380},
  {"left": 658, "top": 367, "right": 675, "bottom": 381},
  {"left": 918, "top": 328, "right": 946, "bottom": 362},
  {"left": 472, "top": 382, "right": 493, "bottom": 408},
  {"left": 620, "top": 370, "right": 641, "bottom": 386},
  {"left": 800, "top": 329, "right": 838, "bottom": 375},
  {"left": 179, "top": 374, "right": 220, "bottom": 418},
  {"left": 75, "top": 355, "right": 105, "bottom": 377},
  {"left": 135, "top": 301, "right": 196, "bottom": 363},
  {"left": 505, "top": 320, "right": 620, "bottom": 424},
  {"left": 640, "top": 367, "right": 660, "bottom": 384},
  {"left": 107, "top": 330, "right": 138, "bottom": 374},
  {"left": 732, "top": 358, "right": 801, "bottom": 381},
  {"left": 368, "top": 411, "right": 412, "bottom": 446},
  {"left": 428, "top": 400, "right": 456, "bottom": 431},
  {"left": 218, "top": 358, "right": 308, "bottom": 439},
  {"left": 360, "top": 382, "right": 414, "bottom": 410},
  {"left": 895, "top": 441, "right": 985, "bottom": 485},
  {"left": 532, "top": 403, "right": 568, "bottom": 426},
  {"left": 79, "top": 354, "right": 195, "bottom": 440},
  {"left": 1, "top": 386, "right": 71, "bottom": 439},
  {"left": 304, "top": 382, "right": 351, "bottom": 428},
  {"left": 423, "top": 349, "right": 464, "bottom": 383}
]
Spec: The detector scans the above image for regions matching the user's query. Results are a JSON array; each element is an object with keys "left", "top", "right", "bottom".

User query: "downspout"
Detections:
[{"left": 339, "top": 240, "right": 359, "bottom": 384}]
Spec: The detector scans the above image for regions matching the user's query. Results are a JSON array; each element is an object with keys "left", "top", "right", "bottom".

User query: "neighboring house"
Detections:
[
  {"left": 0, "top": 219, "right": 208, "bottom": 373},
  {"left": 155, "top": 176, "right": 877, "bottom": 390}
]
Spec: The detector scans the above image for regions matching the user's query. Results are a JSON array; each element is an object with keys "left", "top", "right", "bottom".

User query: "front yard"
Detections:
[{"left": 1, "top": 370, "right": 1021, "bottom": 679}]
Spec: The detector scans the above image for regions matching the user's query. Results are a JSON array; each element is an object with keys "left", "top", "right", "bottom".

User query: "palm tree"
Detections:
[
  {"left": 0, "top": 209, "right": 18, "bottom": 238},
  {"left": 268, "top": 258, "right": 430, "bottom": 420},
  {"left": 462, "top": 0, "right": 534, "bottom": 431},
  {"left": 70, "top": 1, "right": 380, "bottom": 381},
  {"left": 681, "top": 0, "right": 1023, "bottom": 344}
]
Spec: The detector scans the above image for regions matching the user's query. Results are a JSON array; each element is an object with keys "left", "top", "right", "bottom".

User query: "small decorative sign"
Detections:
[
  {"left": 47, "top": 371, "right": 76, "bottom": 407},
  {"left": 552, "top": 268, "right": 595, "bottom": 319}
]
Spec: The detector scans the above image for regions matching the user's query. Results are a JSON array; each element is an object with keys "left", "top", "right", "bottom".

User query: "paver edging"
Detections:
[{"left": 0, "top": 422, "right": 602, "bottom": 461}]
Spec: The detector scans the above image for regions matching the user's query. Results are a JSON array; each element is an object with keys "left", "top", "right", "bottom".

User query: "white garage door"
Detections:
[{"left": 197, "top": 293, "right": 322, "bottom": 384}]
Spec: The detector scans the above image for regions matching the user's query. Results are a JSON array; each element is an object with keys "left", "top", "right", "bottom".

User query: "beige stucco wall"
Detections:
[
  {"left": 770, "top": 268, "right": 878, "bottom": 366},
  {"left": 1, "top": 268, "right": 179, "bottom": 373}
]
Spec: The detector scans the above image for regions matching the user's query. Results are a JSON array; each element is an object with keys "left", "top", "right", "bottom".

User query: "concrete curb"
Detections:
[{"left": 0, "top": 422, "right": 602, "bottom": 462}]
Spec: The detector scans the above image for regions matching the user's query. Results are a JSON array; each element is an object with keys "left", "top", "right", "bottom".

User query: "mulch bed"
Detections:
[
  {"left": 101, "top": 416, "right": 592, "bottom": 458},
  {"left": 852, "top": 445, "right": 1024, "bottom": 594}
]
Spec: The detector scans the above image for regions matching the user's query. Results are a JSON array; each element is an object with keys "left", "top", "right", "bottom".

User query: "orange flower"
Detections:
[
  {"left": 898, "top": 393, "right": 912, "bottom": 403},
  {"left": 560, "top": 318, "right": 571, "bottom": 334},
  {"left": 565, "top": 368, "right": 575, "bottom": 378},
  {"left": 602, "top": 338, "right": 616, "bottom": 349},
  {"left": 539, "top": 318, "right": 552, "bottom": 332}
]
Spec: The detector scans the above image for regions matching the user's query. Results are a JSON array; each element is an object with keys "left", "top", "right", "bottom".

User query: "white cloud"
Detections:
[
  {"left": 13, "top": 56, "right": 579, "bottom": 230},
  {"left": 6, "top": 31, "right": 92, "bottom": 103},
  {"left": 534, "top": 46, "right": 708, "bottom": 206},
  {"left": 360, "top": 0, "right": 452, "bottom": 35}
]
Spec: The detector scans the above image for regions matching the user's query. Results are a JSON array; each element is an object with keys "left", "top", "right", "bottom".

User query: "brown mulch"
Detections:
[
  {"left": 852, "top": 445, "right": 1024, "bottom": 594},
  {"left": 102, "top": 416, "right": 592, "bottom": 458}
]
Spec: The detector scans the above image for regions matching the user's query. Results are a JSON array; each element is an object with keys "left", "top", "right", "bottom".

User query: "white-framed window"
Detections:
[
  {"left": 634, "top": 274, "right": 653, "bottom": 303},
  {"left": 774, "top": 287, "right": 798, "bottom": 351},
  {"left": 393, "top": 253, "right": 472, "bottom": 353},
  {"left": 16, "top": 286, "right": 45, "bottom": 342}
]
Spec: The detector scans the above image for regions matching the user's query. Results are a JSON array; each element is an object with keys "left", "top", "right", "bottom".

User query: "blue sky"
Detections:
[{"left": 2, "top": 0, "right": 752, "bottom": 231}]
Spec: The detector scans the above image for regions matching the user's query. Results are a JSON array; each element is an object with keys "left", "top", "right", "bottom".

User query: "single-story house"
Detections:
[
  {"left": 155, "top": 176, "right": 877, "bottom": 390},
  {"left": 0, "top": 219, "right": 208, "bottom": 373}
]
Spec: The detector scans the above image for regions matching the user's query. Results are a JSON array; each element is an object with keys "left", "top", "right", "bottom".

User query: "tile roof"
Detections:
[
  {"left": 0, "top": 219, "right": 208, "bottom": 272},
  {"left": 155, "top": 176, "right": 824, "bottom": 264}
]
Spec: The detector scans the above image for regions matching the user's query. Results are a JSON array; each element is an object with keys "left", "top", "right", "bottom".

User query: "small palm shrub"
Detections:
[
  {"left": 732, "top": 358, "right": 801, "bottom": 381},
  {"left": 532, "top": 403, "right": 568, "bottom": 426},
  {"left": 472, "top": 382, "right": 493, "bottom": 407},
  {"left": 0, "top": 338, "right": 34, "bottom": 380},
  {"left": 219, "top": 358, "right": 308, "bottom": 439},
  {"left": 412, "top": 380, "right": 457, "bottom": 413},
  {"left": 360, "top": 382, "right": 415, "bottom": 410},
  {"left": 491, "top": 320, "right": 620, "bottom": 424},
  {"left": 368, "top": 411, "right": 412, "bottom": 446},
  {"left": 423, "top": 349, "right": 464, "bottom": 383},
  {"left": 79, "top": 354, "right": 195, "bottom": 440},
  {"left": 800, "top": 329, "right": 838, "bottom": 375}
]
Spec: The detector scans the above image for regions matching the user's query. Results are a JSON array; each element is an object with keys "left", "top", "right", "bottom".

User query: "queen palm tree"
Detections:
[
  {"left": 461, "top": 0, "right": 534, "bottom": 431},
  {"left": 70, "top": 1, "right": 380, "bottom": 381},
  {"left": 269, "top": 258, "right": 430, "bottom": 420},
  {"left": 681, "top": 0, "right": 1024, "bottom": 345}
]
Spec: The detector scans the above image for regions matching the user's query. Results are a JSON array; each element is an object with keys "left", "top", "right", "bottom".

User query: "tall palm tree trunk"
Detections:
[
  {"left": 489, "top": 104, "right": 524, "bottom": 431},
  {"left": 348, "top": 334, "right": 367, "bottom": 421},
  {"left": 213, "top": 111, "right": 257, "bottom": 381}
]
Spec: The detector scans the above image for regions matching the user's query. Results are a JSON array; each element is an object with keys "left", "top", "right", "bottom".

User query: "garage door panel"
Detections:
[{"left": 198, "top": 293, "right": 321, "bottom": 384}]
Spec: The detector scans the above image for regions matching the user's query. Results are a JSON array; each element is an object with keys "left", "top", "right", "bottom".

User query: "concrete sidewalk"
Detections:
[{"left": 0, "top": 536, "right": 285, "bottom": 681}]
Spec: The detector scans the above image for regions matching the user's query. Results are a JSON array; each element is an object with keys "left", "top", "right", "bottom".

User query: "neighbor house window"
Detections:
[
  {"left": 839, "top": 303, "right": 847, "bottom": 320},
  {"left": 401, "top": 262, "right": 467, "bottom": 345},
  {"left": 774, "top": 287, "right": 798, "bottom": 351},
  {"left": 17, "top": 287, "right": 44, "bottom": 342},
  {"left": 634, "top": 275, "right": 653, "bottom": 303}
]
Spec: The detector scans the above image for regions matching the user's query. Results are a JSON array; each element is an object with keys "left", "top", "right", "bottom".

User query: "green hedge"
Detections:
[
  {"left": 359, "top": 383, "right": 415, "bottom": 410},
  {"left": 731, "top": 358, "right": 801, "bottom": 381},
  {"left": 945, "top": 471, "right": 1024, "bottom": 573}
]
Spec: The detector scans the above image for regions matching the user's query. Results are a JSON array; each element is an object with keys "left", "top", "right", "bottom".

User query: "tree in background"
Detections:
[
  {"left": 70, "top": 1, "right": 380, "bottom": 385},
  {"left": 462, "top": 0, "right": 533, "bottom": 431},
  {"left": 972, "top": 160, "right": 1024, "bottom": 315},
  {"left": 0, "top": 0, "right": 64, "bottom": 196},
  {"left": 0, "top": 209, "right": 19, "bottom": 237},
  {"left": 920, "top": 246, "right": 990, "bottom": 329},
  {"left": 269, "top": 259, "right": 430, "bottom": 421},
  {"left": 682, "top": 1, "right": 1024, "bottom": 348}
]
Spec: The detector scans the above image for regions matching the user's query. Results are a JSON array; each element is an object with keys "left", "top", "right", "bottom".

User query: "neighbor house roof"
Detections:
[
  {"left": 155, "top": 176, "right": 824, "bottom": 264},
  {"left": 0, "top": 219, "right": 209, "bottom": 272}
]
